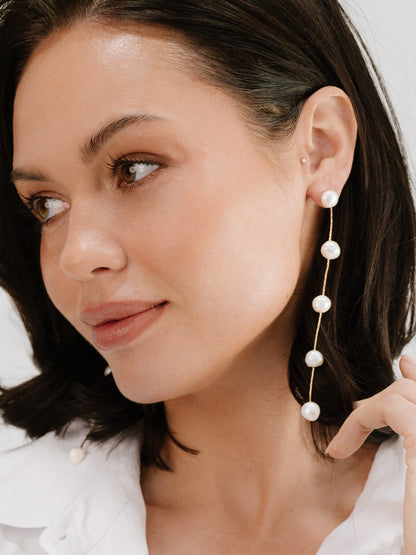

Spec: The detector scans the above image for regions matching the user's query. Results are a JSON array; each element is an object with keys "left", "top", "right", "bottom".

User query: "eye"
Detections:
[
  {"left": 122, "top": 161, "right": 159, "bottom": 184},
  {"left": 23, "top": 195, "right": 69, "bottom": 224},
  {"left": 109, "top": 157, "right": 160, "bottom": 188}
]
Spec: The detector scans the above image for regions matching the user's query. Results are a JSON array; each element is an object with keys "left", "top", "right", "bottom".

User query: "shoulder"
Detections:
[
  {"left": 318, "top": 436, "right": 406, "bottom": 554},
  {"left": 0, "top": 420, "right": 148, "bottom": 554}
]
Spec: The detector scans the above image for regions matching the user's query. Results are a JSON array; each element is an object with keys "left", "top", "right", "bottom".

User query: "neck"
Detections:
[{"left": 141, "top": 334, "right": 376, "bottom": 533}]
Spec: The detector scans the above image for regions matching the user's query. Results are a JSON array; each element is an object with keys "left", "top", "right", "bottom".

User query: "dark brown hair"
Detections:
[{"left": 0, "top": 0, "right": 414, "bottom": 468}]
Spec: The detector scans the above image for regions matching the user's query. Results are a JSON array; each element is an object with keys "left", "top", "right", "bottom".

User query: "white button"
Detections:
[{"left": 69, "top": 447, "right": 85, "bottom": 464}]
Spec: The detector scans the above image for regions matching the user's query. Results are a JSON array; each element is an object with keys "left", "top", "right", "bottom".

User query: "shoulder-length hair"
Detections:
[{"left": 0, "top": 0, "right": 414, "bottom": 469}]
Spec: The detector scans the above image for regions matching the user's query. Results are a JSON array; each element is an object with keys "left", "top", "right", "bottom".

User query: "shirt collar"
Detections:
[{"left": 0, "top": 420, "right": 148, "bottom": 553}]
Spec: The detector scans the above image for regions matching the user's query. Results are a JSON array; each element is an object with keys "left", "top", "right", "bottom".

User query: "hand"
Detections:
[{"left": 325, "top": 355, "right": 416, "bottom": 554}]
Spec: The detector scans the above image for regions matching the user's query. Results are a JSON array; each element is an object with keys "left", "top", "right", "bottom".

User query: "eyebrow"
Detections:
[
  {"left": 80, "top": 114, "right": 164, "bottom": 163},
  {"left": 11, "top": 113, "right": 164, "bottom": 184},
  {"left": 10, "top": 168, "right": 49, "bottom": 184}
]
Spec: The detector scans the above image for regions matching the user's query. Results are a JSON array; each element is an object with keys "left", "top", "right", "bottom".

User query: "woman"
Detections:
[{"left": 0, "top": 0, "right": 415, "bottom": 552}]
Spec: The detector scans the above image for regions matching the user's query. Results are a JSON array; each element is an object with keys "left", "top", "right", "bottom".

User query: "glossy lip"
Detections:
[
  {"left": 80, "top": 300, "right": 168, "bottom": 351},
  {"left": 80, "top": 300, "right": 167, "bottom": 326}
]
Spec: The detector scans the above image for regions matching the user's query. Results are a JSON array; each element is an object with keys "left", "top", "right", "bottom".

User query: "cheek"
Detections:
[
  {"left": 40, "top": 237, "right": 59, "bottom": 301},
  {"left": 139, "top": 175, "right": 304, "bottom": 343},
  {"left": 192, "top": 209, "right": 301, "bottom": 332},
  {"left": 40, "top": 234, "right": 79, "bottom": 323},
  {"left": 109, "top": 183, "right": 304, "bottom": 402}
]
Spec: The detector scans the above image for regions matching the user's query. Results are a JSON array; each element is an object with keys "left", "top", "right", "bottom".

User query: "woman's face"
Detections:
[{"left": 12, "top": 22, "right": 313, "bottom": 402}]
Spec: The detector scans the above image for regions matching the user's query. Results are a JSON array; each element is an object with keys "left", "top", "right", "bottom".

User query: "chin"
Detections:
[
  {"left": 110, "top": 359, "right": 218, "bottom": 406},
  {"left": 109, "top": 365, "right": 181, "bottom": 405}
]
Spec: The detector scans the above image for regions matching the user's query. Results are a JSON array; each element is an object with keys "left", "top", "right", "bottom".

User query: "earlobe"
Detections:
[{"left": 297, "top": 86, "right": 358, "bottom": 207}]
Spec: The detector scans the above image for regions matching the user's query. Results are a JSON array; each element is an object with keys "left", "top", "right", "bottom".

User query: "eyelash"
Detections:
[
  {"left": 19, "top": 155, "right": 161, "bottom": 225},
  {"left": 19, "top": 194, "right": 51, "bottom": 225}
]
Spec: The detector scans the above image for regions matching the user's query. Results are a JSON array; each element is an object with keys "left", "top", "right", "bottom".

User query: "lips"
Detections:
[
  {"left": 80, "top": 300, "right": 168, "bottom": 350},
  {"left": 80, "top": 300, "right": 167, "bottom": 326}
]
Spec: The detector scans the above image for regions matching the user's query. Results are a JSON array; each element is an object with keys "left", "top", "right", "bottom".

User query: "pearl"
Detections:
[
  {"left": 321, "top": 190, "right": 339, "bottom": 208},
  {"left": 312, "top": 295, "right": 332, "bottom": 313},
  {"left": 305, "top": 349, "right": 324, "bottom": 367},
  {"left": 321, "top": 240, "right": 341, "bottom": 260},
  {"left": 69, "top": 447, "right": 85, "bottom": 464},
  {"left": 301, "top": 402, "right": 321, "bottom": 421}
]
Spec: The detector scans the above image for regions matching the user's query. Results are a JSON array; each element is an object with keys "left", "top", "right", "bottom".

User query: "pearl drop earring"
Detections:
[{"left": 301, "top": 190, "right": 340, "bottom": 422}]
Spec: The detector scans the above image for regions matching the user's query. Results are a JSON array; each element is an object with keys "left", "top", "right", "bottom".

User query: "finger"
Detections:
[
  {"left": 400, "top": 354, "right": 416, "bottom": 380},
  {"left": 326, "top": 394, "right": 416, "bottom": 458},
  {"left": 403, "top": 434, "right": 416, "bottom": 553},
  {"left": 355, "top": 377, "right": 416, "bottom": 407},
  {"left": 325, "top": 360, "right": 416, "bottom": 458}
]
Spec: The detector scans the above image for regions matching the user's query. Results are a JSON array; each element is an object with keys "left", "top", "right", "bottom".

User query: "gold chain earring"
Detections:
[{"left": 301, "top": 190, "right": 340, "bottom": 421}]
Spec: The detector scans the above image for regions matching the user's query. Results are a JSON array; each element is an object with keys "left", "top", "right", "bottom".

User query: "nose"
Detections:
[{"left": 59, "top": 200, "right": 128, "bottom": 282}]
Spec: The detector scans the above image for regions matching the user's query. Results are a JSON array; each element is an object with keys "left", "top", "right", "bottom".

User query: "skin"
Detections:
[{"left": 11, "top": 21, "right": 416, "bottom": 554}]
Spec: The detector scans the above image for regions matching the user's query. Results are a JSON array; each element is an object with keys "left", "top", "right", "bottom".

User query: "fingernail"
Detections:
[
  {"left": 325, "top": 440, "right": 336, "bottom": 456},
  {"left": 401, "top": 354, "right": 416, "bottom": 366}
]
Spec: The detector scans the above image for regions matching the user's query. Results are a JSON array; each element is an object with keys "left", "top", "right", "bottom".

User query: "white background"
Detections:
[{"left": 0, "top": 1, "right": 415, "bottom": 447}]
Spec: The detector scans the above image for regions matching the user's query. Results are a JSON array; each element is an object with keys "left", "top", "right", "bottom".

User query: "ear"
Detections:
[{"left": 296, "top": 86, "right": 357, "bottom": 207}]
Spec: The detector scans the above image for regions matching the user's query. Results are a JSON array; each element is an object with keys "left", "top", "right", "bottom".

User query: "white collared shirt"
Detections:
[
  {"left": 0, "top": 420, "right": 148, "bottom": 554},
  {"left": 0, "top": 421, "right": 406, "bottom": 554}
]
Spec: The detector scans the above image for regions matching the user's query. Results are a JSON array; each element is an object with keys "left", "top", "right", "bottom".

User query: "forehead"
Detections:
[
  {"left": 12, "top": 21, "right": 208, "bottom": 160},
  {"left": 15, "top": 20, "right": 197, "bottom": 95}
]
